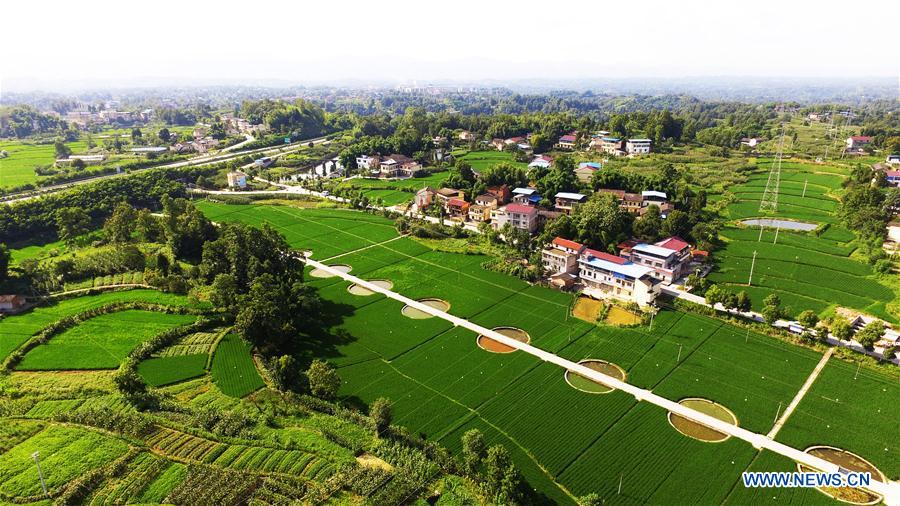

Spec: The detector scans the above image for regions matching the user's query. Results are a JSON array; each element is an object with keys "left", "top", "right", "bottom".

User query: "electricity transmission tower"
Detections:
[{"left": 759, "top": 123, "right": 786, "bottom": 213}]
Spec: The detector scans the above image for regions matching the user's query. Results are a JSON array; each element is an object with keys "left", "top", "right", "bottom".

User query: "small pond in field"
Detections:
[{"left": 739, "top": 218, "right": 817, "bottom": 231}]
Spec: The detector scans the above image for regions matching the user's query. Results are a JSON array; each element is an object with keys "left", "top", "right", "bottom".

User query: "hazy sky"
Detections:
[{"left": 3, "top": 0, "right": 898, "bottom": 91}]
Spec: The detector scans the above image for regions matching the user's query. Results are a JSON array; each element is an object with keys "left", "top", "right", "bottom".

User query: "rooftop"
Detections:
[
  {"left": 581, "top": 253, "right": 652, "bottom": 279},
  {"left": 655, "top": 236, "right": 690, "bottom": 252},
  {"left": 551, "top": 237, "right": 583, "bottom": 251},
  {"left": 512, "top": 187, "right": 537, "bottom": 195},
  {"left": 632, "top": 243, "right": 678, "bottom": 258},
  {"left": 505, "top": 203, "right": 537, "bottom": 215},
  {"left": 555, "top": 192, "right": 587, "bottom": 201},
  {"left": 641, "top": 190, "right": 667, "bottom": 200}
]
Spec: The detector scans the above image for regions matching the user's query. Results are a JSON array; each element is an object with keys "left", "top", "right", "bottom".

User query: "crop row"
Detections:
[
  {"left": 719, "top": 227, "right": 855, "bottom": 256},
  {"left": 88, "top": 452, "right": 167, "bottom": 506},
  {"left": 156, "top": 331, "right": 221, "bottom": 357},
  {"left": 147, "top": 428, "right": 337, "bottom": 481},
  {"left": 25, "top": 399, "right": 84, "bottom": 419}
]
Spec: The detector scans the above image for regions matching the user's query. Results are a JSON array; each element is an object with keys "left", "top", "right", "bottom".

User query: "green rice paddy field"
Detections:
[
  {"left": 336, "top": 170, "right": 451, "bottom": 206},
  {"left": 200, "top": 201, "right": 898, "bottom": 504},
  {"left": 711, "top": 159, "right": 898, "bottom": 322},
  {"left": 0, "top": 139, "right": 88, "bottom": 189}
]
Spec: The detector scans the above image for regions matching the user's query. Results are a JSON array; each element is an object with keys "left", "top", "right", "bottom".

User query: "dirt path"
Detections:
[{"left": 767, "top": 347, "right": 834, "bottom": 439}]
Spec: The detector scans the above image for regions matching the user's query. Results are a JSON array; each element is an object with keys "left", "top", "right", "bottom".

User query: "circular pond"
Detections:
[
  {"left": 797, "top": 446, "right": 885, "bottom": 505},
  {"left": 401, "top": 298, "right": 450, "bottom": 319},
  {"left": 668, "top": 398, "right": 738, "bottom": 442},
  {"left": 309, "top": 264, "right": 352, "bottom": 278},
  {"left": 477, "top": 327, "right": 530, "bottom": 353},
  {"left": 564, "top": 359, "right": 626, "bottom": 394},
  {"left": 347, "top": 280, "right": 394, "bottom": 296}
]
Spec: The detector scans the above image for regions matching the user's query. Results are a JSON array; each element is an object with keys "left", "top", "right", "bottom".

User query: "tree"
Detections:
[
  {"left": 0, "top": 244, "right": 9, "bottom": 281},
  {"left": 661, "top": 209, "right": 691, "bottom": 238},
  {"left": 704, "top": 284, "right": 725, "bottom": 307},
  {"left": 735, "top": 291, "right": 751, "bottom": 312},
  {"left": 161, "top": 197, "right": 217, "bottom": 261},
  {"left": 54, "top": 140, "right": 71, "bottom": 159},
  {"left": 574, "top": 193, "right": 632, "bottom": 250},
  {"left": 234, "top": 273, "right": 321, "bottom": 351},
  {"left": 131, "top": 128, "right": 143, "bottom": 143},
  {"left": 306, "top": 359, "right": 340, "bottom": 400},
  {"left": 855, "top": 321, "right": 884, "bottom": 349},
  {"left": 103, "top": 202, "right": 137, "bottom": 243},
  {"left": 462, "top": 429, "right": 487, "bottom": 476},
  {"left": 632, "top": 204, "right": 663, "bottom": 242},
  {"left": 797, "top": 310, "right": 819, "bottom": 333},
  {"left": 722, "top": 291, "right": 739, "bottom": 311},
  {"left": 270, "top": 354, "right": 301, "bottom": 392},
  {"left": 579, "top": 494, "right": 603, "bottom": 506},
  {"left": 761, "top": 294, "right": 784, "bottom": 323},
  {"left": 56, "top": 207, "right": 91, "bottom": 247},
  {"left": 369, "top": 397, "right": 392, "bottom": 433},
  {"left": 484, "top": 445, "right": 522, "bottom": 504},
  {"left": 831, "top": 317, "right": 854, "bottom": 341},
  {"left": 210, "top": 273, "right": 239, "bottom": 312},
  {"left": 158, "top": 127, "right": 171, "bottom": 143}
]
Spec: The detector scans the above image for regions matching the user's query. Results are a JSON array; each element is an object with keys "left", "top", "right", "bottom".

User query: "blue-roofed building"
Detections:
[{"left": 577, "top": 248, "right": 659, "bottom": 306}]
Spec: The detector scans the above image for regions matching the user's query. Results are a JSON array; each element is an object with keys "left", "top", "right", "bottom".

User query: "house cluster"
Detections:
[
  {"left": 541, "top": 235, "right": 699, "bottom": 306},
  {"left": 62, "top": 108, "right": 154, "bottom": 128},
  {"left": 553, "top": 131, "right": 652, "bottom": 157},
  {"left": 171, "top": 128, "right": 220, "bottom": 154},
  {"left": 356, "top": 154, "right": 422, "bottom": 179},
  {"left": 491, "top": 135, "right": 532, "bottom": 152},
  {"left": 596, "top": 189, "right": 673, "bottom": 217},
  {"left": 219, "top": 114, "right": 268, "bottom": 136},
  {"left": 845, "top": 136, "right": 873, "bottom": 155}
]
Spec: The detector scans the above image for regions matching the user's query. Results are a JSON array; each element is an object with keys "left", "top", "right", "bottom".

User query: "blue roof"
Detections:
[
  {"left": 601, "top": 137, "right": 620, "bottom": 142},
  {"left": 579, "top": 162, "right": 602, "bottom": 169},
  {"left": 528, "top": 194, "right": 542, "bottom": 203}
]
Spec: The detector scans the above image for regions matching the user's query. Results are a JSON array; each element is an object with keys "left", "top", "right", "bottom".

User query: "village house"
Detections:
[
  {"left": 555, "top": 134, "right": 577, "bottom": 150},
  {"left": 625, "top": 138, "right": 652, "bottom": 155},
  {"left": 436, "top": 187, "right": 464, "bottom": 205},
  {"left": 887, "top": 222, "right": 900, "bottom": 243},
  {"left": 807, "top": 112, "right": 829, "bottom": 122},
  {"left": 356, "top": 155, "right": 379, "bottom": 171},
  {"left": 575, "top": 162, "right": 602, "bottom": 183},
  {"left": 486, "top": 185, "right": 511, "bottom": 204},
  {"left": 505, "top": 136, "right": 531, "bottom": 151},
  {"left": 578, "top": 249, "right": 658, "bottom": 306},
  {"left": 446, "top": 198, "right": 470, "bottom": 220},
  {"left": 511, "top": 187, "right": 541, "bottom": 205},
  {"left": 227, "top": 171, "right": 248, "bottom": 188},
  {"left": 542, "top": 237, "right": 586, "bottom": 275},
  {"left": 622, "top": 193, "right": 644, "bottom": 213},
  {"left": 490, "top": 207, "right": 508, "bottom": 229},
  {"left": 885, "top": 170, "right": 900, "bottom": 188},
  {"left": 129, "top": 146, "right": 168, "bottom": 156},
  {"left": 475, "top": 193, "right": 499, "bottom": 208},
  {"left": 378, "top": 154, "right": 420, "bottom": 178},
  {"left": 0, "top": 295, "right": 27, "bottom": 313},
  {"left": 502, "top": 204, "right": 539, "bottom": 232},
  {"left": 416, "top": 187, "right": 436, "bottom": 208},
  {"left": 491, "top": 138, "right": 506, "bottom": 151},
  {"left": 593, "top": 137, "right": 623, "bottom": 156},
  {"left": 529, "top": 154, "right": 553, "bottom": 169},
  {"left": 886, "top": 154, "right": 900, "bottom": 165},
  {"left": 554, "top": 192, "right": 588, "bottom": 214},
  {"left": 459, "top": 130, "right": 475, "bottom": 141},
  {"left": 468, "top": 204, "right": 491, "bottom": 222},
  {"left": 620, "top": 236, "right": 692, "bottom": 283},
  {"left": 845, "top": 136, "right": 873, "bottom": 154}
]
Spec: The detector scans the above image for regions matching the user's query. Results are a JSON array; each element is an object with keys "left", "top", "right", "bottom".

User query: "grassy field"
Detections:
[
  {"left": 210, "top": 333, "right": 265, "bottom": 397},
  {"left": 198, "top": 202, "right": 898, "bottom": 503},
  {"left": 138, "top": 353, "right": 208, "bottom": 386},
  {"left": 0, "top": 139, "right": 88, "bottom": 189},
  {"left": 0, "top": 289, "right": 196, "bottom": 362},
  {"left": 16, "top": 310, "right": 196, "bottom": 370},
  {"left": 0, "top": 425, "right": 129, "bottom": 498},
  {"left": 454, "top": 150, "right": 528, "bottom": 172},
  {"left": 710, "top": 159, "right": 898, "bottom": 321},
  {"left": 334, "top": 170, "right": 450, "bottom": 206}
]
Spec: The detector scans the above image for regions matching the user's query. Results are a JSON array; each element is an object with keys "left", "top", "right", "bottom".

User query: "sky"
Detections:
[{"left": 2, "top": 0, "right": 898, "bottom": 91}]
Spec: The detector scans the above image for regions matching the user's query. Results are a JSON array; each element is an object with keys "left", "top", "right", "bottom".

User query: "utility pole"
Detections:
[
  {"left": 758, "top": 224, "right": 765, "bottom": 242},
  {"left": 748, "top": 251, "right": 758, "bottom": 286},
  {"left": 802, "top": 179, "right": 808, "bottom": 198},
  {"left": 854, "top": 362, "right": 861, "bottom": 380},
  {"left": 676, "top": 344, "right": 683, "bottom": 363},
  {"left": 773, "top": 226, "right": 780, "bottom": 245},
  {"left": 618, "top": 473, "right": 624, "bottom": 495},
  {"left": 745, "top": 327, "right": 750, "bottom": 343},
  {"left": 773, "top": 401, "right": 783, "bottom": 425},
  {"left": 32, "top": 452, "right": 48, "bottom": 497}
]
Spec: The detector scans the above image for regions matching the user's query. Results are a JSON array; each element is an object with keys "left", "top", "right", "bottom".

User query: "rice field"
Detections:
[
  {"left": 0, "top": 139, "right": 88, "bottom": 189},
  {"left": 210, "top": 333, "right": 265, "bottom": 397},
  {"left": 16, "top": 310, "right": 197, "bottom": 370},
  {"left": 0, "top": 289, "right": 196, "bottom": 362},
  {"left": 711, "top": 159, "right": 897, "bottom": 321},
  {"left": 200, "top": 202, "right": 899, "bottom": 503},
  {"left": 138, "top": 354, "right": 208, "bottom": 387}
]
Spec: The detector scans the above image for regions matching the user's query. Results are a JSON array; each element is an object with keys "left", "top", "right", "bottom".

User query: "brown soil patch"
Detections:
[
  {"left": 605, "top": 306, "right": 641, "bottom": 325},
  {"left": 668, "top": 398, "right": 738, "bottom": 443},
  {"left": 565, "top": 360, "right": 626, "bottom": 394},
  {"left": 347, "top": 279, "right": 393, "bottom": 296},
  {"left": 572, "top": 296, "right": 603, "bottom": 323},
  {"left": 477, "top": 327, "right": 530, "bottom": 353},
  {"left": 401, "top": 298, "right": 450, "bottom": 319},
  {"left": 357, "top": 453, "right": 394, "bottom": 472},
  {"left": 309, "top": 264, "right": 352, "bottom": 278},
  {"left": 798, "top": 446, "right": 885, "bottom": 505}
]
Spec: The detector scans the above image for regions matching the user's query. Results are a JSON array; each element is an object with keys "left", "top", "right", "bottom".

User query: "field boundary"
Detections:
[{"left": 767, "top": 347, "right": 833, "bottom": 439}]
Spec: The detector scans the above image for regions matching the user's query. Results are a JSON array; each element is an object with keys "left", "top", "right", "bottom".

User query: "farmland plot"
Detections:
[{"left": 210, "top": 333, "right": 264, "bottom": 397}]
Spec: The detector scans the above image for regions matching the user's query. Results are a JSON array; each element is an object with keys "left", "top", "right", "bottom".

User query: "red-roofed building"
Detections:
[
  {"left": 0, "top": 294, "right": 26, "bottom": 313},
  {"left": 504, "top": 204, "right": 538, "bottom": 232},
  {"left": 885, "top": 170, "right": 900, "bottom": 187},
  {"left": 582, "top": 249, "right": 627, "bottom": 265},
  {"left": 446, "top": 198, "right": 470, "bottom": 219},
  {"left": 846, "top": 136, "right": 873, "bottom": 152},
  {"left": 542, "top": 237, "right": 586, "bottom": 275},
  {"left": 555, "top": 134, "right": 578, "bottom": 150},
  {"left": 656, "top": 236, "right": 690, "bottom": 253},
  {"left": 487, "top": 185, "right": 512, "bottom": 204}
]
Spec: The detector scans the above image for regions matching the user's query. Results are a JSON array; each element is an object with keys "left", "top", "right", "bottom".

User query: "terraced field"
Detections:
[
  {"left": 201, "top": 202, "right": 898, "bottom": 503},
  {"left": 711, "top": 159, "right": 897, "bottom": 321}
]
